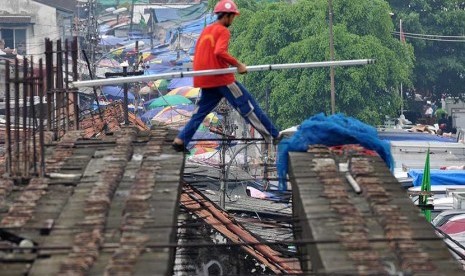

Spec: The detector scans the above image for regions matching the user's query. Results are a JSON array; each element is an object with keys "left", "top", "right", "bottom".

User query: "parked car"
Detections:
[{"left": 433, "top": 210, "right": 465, "bottom": 227}]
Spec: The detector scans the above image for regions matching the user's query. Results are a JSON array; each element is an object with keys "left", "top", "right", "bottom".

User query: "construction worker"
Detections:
[{"left": 172, "top": 0, "right": 280, "bottom": 152}]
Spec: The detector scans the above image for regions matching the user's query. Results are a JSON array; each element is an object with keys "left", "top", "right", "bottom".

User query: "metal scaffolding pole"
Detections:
[{"left": 71, "top": 59, "right": 375, "bottom": 88}]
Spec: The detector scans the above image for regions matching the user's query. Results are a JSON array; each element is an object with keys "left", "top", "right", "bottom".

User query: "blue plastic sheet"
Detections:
[
  {"left": 277, "top": 113, "right": 394, "bottom": 190},
  {"left": 408, "top": 169, "right": 465, "bottom": 186},
  {"left": 378, "top": 132, "right": 456, "bottom": 142}
]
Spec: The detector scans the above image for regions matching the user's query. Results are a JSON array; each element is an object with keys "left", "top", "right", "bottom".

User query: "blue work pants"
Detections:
[{"left": 177, "top": 81, "right": 279, "bottom": 146}]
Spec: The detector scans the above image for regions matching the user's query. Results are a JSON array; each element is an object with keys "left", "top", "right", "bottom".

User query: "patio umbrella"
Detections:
[
  {"left": 192, "top": 130, "right": 221, "bottom": 141},
  {"left": 142, "top": 52, "right": 156, "bottom": 62},
  {"left": 101, "top": 86, "right": 135, "bottom": 102},
  {"left": 153, "top": 105, "right": 194, "bottom": 120},
  {"left": 151, "top": 109, "right": 191, "bottom": 126},
  {"left": 203, "top": 112, "right": 220, "bottom": 127},
  {"left": 190, "top": 145, "right": 217, "bottom": 155},
  {"left": 139, "top": 107, "right": 165, "bottom": 124},
  {"left": 153, "top": 79, "right": 169, "bottom": 92},
  {"left": 194, "top": 140, "right": 219, "bottom": 149},
  {"left": 168, "top": 77, "right": 193, "bottom": 89},
  {"left": 167, "top": 86, "right": 200, "bottom": 99},
  {"left": 139, "top": 85, "right": 152, "bottom": 95},
  {"left": 148, "top": 95, "right": 192, "bottom": 109},
  {"left": 98, "top": 58, "right": 120, "bottom": 68}
]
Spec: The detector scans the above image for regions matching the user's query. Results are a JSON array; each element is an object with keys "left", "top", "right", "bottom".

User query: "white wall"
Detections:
[{"left": 1, "top": 0, "right": 60, "bottom": 57}]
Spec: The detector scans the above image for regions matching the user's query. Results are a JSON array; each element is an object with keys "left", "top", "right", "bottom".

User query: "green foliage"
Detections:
[
  {"left": 228, "top": 0, "right": 413, "bottom": 128},
  {"left": 387, "top": 0, "right": 465, "bottom": 100}
]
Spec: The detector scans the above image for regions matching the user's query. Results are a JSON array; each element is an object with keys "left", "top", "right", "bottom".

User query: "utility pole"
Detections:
[
  {"left": 129, "top": 0, "right": 135, "bottom": 36},
  {"left": 328, "top": 0, "right": 336, "bottom": 114},
  {"left": 177, "top": 27, "right": 181, "bottom": 60},
  {"left": 150, "top": 9, "right": 155, "bottom": 49},
  {"left": 84, "top": 0, "right": 99, "bottom": 77}
]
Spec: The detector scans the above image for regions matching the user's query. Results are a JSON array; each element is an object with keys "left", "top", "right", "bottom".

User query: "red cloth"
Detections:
[{"left": 193, "top": 23, "right": 239, "bottom": 88}]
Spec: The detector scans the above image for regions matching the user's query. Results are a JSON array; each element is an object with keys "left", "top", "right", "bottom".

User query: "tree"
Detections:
[
  {"left": 387, "top": 0, "right": 465, "bottom": 101},
  {"left": 226, "top": 0, "right": 413, "bottom": 128}
]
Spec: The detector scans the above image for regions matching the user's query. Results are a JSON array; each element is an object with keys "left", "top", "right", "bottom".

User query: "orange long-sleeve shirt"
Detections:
[{"left": 193, "top": 23, "right": 239, "bottom": 88}]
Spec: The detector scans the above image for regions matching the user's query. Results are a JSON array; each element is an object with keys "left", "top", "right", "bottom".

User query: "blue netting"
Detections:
[{"left": 277, "top": 113, "right": 394, "bottom": 190}]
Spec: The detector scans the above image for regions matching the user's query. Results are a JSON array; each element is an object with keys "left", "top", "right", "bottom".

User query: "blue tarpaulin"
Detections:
[
  {"left": 277, "top": 113, "right": 393, "bottom": 191},
  {"left": 378, "top": 132, "right": 457, "bottom": 142},
  {"left": 408, "top": 169, "right": 465, "bottom": 186}
]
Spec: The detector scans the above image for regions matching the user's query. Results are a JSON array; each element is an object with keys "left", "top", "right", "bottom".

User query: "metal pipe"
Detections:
[
  {"left": 38, "top": 59, "right": 45, "bottom": 177},
  {"left": 123, "top": 66, "right": 129, "bottom": 125},
  {"left": 71, "top": 59, "right": 376, "bottom": 88},
  {"left": 45, "top": 39, "right": 53, "bottom": 132},
  {"left": 328, "top": 0, "right": 336, "bottom": 114},
  {"left": 56, "top": 39, "right": 63, "bottom": 138},
  {"left": 345, "top": 172, "right": 362, "bottom": 194},
  {"left": 5, "top": 60, "right": 11, "bottom": 175},
  {"left": 219, "top": 113, "right": 228, "bottom": 209},
  {"left": 72, "top": 37, "right": 79, "bottom": 130},
  {"left": 29, "top": 58, "right": 37, "bottom": 175},
  {"left": 22, "top": 58, "right": 28, "bottom": 176},
  {"left": 65, "top": 39, "right": 70, "bottom": 131},
  {"left": 14, "top": 59, "right": 20, "bottom": 176}
]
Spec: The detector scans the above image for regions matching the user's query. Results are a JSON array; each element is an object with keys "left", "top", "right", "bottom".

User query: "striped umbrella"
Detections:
[{"left": 167, "top": 86, "right": 201, "bottom": 99}]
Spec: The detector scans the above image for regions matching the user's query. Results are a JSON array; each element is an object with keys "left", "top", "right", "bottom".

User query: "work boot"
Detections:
[{"left": 172, "top": 143, "right": 190, "bottom": 153}]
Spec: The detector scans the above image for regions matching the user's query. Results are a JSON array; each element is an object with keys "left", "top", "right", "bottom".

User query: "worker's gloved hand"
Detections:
[{"left": 237, "top": 62, "right": 247, "bottom": 74}]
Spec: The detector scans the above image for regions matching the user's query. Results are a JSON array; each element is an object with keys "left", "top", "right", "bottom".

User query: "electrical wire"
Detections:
[{"left": 392, "top": 31, "right": 465, "bottom": 42}]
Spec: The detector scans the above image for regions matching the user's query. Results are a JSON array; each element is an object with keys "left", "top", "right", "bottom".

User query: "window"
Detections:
[{"left": 0, "top": 28, "right": 26, "bottom": 55}]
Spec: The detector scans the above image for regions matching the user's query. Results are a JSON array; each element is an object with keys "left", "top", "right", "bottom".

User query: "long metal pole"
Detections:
[
  {"left": 328, "top": 0, "right": 336, "bottom": 114},
  {"left": 71, "top": 59, "right": 375, "bottom": 88},
  {"left": 400, "top": 83, "right": 404, "bottom": 115},
  {"left": 5, "top": 60, "right": 11, "bottom": 175},
  {"left": 123, "top": 66, "right": 129, "bottom": 125}
]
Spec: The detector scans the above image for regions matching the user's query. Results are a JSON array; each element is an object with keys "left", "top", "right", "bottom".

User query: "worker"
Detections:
[{"left": 172, "top": 0, "right": 281, "bottom": 152}]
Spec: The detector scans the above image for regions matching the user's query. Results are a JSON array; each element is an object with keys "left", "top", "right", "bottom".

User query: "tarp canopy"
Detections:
[
  {"left": 408, "top": 169, "right": 465, "bottom": 186},
  {"left": 153, "top": 2, "right": 207, "bottom": 23},
  {"left": 378, "top": 131, "right": 457, "bottom": 142}
]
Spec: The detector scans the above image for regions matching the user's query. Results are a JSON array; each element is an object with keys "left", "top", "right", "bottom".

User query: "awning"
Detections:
[{"left": 0, "top": 16, "right": 33, "bottom": 25}]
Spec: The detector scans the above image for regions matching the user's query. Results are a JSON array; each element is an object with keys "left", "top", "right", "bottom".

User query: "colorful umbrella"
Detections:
[
  {"left": 142, "top": 52, "right": 156, "bottom": 62},
  {"left": 203, "top": 112, "right": 220, "bottom": 126},
  {"left": 190, "top": 146, "right": 217, "bottom": 155},
  {"left": 98, "top": 58, "right": 120, "bottom": 68},
  {"left": 147, "top": 95, "right": 192, "bottom": 109},
  {"left": 153, "top": 105, "right": 195, "bottom": 120},
  {"left": 168, "top": 77, "right": 193, "bottom": 89},
  {"left": 151, "top": 105, "right": 193, "bottom": 126},
  {"left": 139, "top": 107, "right": 164, "bottom": 124},
  {"left": 139, "top": 85, "right": 152, "bottom": 95},
  {"left": 153, "top": 79, "right": 168, "bottom": 92},
  {"left": 167, "top": 86, "right": 200, "bottom": 99}
]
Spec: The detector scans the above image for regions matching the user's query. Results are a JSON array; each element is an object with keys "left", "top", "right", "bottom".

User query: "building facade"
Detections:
[{"left": 0, "top": 0, "right": 75, "bottom": 57}]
